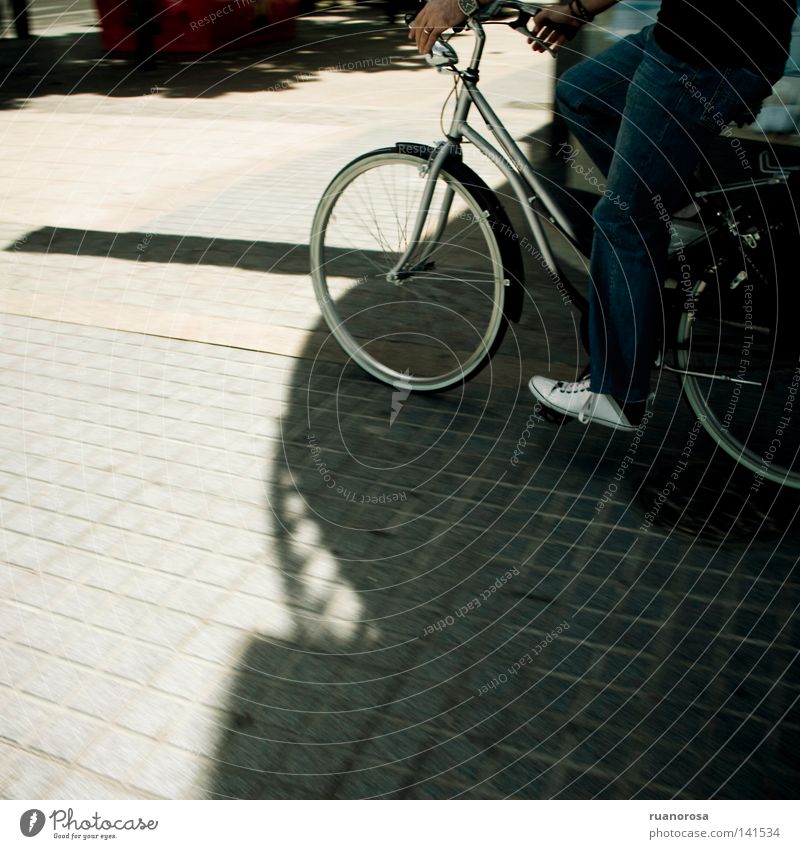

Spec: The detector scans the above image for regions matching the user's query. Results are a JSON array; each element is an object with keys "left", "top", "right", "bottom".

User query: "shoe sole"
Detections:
[{"left": 528, "top": 378, "right": 636, "bottom": 433}]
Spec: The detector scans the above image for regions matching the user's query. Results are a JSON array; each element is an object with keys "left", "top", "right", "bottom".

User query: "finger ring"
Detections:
[{"left": 424, "top": 27, "right": 433, "bottom": 34}]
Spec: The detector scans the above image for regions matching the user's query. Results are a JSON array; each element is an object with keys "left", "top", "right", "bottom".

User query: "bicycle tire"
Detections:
[
  {"left": 309, "top": 144, "right": 524, "bottom": 393},
  {"left": 675, "top": 280, "right": 800, "bottom": 490}
]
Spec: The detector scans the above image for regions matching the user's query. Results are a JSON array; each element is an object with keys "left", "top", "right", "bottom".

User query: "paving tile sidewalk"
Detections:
[{"left": 1, "top": 8, "right": 799, "bottom": 800}]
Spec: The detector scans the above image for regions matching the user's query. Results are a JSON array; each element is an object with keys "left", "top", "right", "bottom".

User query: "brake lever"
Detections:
[
  {"left": 510, "top": 10, "right": 533, "bottom": 31},
  {"left": 508, "top": 11, "right": 555, "bottom": 55}
]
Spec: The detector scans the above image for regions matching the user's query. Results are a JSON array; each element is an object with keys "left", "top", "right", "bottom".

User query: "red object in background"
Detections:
[{"left": 94, "top": 0, "right": 297, "bottom": 55}]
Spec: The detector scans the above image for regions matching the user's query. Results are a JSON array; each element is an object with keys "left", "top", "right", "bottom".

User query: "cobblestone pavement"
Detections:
[{"left": 1, "top": 7, "right": 799, "bottom": 800}]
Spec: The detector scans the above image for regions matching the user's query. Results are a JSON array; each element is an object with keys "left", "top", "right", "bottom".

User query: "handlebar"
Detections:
[
  {"left": 478, "top": 1, "right": 544, "bottom": 23},
  {"left": 406, "top": 2, "right": 565, "bottom": 58}
]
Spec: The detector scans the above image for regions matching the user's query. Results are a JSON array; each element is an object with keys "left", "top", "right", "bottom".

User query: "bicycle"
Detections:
[{"left": 309, "top": 1, "right": 800, "bottom": 490}]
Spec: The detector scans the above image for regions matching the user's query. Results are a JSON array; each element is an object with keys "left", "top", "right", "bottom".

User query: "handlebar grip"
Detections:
[
  {"left": 508, "top": 10, "right": 554, "bottom": 54},
  {"left": 511, "top": 10, "right": 533, "bottom": 30}
]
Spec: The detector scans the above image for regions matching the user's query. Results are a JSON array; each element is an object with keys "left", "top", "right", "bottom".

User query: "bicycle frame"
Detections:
[
  {"left": 341, "top": 10, "right": 800, "bottom": 487},
  {"left": 388, "top": 17, "right": 585, "bottom": 301}
]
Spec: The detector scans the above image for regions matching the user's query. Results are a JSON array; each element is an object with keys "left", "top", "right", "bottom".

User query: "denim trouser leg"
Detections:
[
  {"left": 554, "top": 26, "right": 775, "bottom": 403},
  {"left": 556, "top": 29, "right": 648, "bottom": 177}
]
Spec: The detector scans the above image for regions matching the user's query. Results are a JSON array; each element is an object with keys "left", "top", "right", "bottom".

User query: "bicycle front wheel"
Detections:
[
  {"left": 676, "top": 278, "right": 800, "bottom": 489},
  {"left": 310, "top": 147, "right": 515, "bottom": 392}
]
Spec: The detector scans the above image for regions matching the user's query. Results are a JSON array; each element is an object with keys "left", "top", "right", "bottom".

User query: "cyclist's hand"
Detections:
[
  {"left": 409, "top": 0, "right": 465, "bottom": 56},
  {"left": 530, "top": 3, "right": 583, "bottom": 54}
]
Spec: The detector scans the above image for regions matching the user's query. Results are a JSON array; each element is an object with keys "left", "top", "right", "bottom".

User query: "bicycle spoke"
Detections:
[
  {"left": 311, "top": 153, "right": 507, "bottom": 389},
  {"left": 678, "top": 292, "right": 800, "bottom": 487}
]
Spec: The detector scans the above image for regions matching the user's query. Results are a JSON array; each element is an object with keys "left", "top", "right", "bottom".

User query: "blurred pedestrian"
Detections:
[
  {"left": 130, "top": 0, "right": 158, "bottom": 68},
  {"left": 2, "top": 0, "right": 30, "bottom": 38}
]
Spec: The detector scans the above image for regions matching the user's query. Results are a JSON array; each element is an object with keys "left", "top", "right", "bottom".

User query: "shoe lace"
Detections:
[
  {"left": 554, "top": 376, "right": 592, "bottom": 425},
  {"left": 578, "top": 394, "right": 593, "bottom": 425},
  {"left": 559, "top": 376, "right": 591, "bottom": 394}
]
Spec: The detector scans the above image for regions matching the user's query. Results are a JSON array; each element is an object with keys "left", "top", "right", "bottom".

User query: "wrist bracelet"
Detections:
[{"left": 569, "top": 0, "right": 594, "bottom": 23}]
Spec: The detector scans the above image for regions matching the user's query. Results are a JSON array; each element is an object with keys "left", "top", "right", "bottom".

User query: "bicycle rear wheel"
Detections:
[
  {"left": 676, "top": 277, "right": 800, "bottom": 489},
  {"left": 310, "top": 147, "right": 518, "bottom": 392}
]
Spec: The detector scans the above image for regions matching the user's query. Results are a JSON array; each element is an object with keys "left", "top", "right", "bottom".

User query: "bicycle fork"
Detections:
[
  {"left": 388, "top": 76, "right": 589, "bottom": 314},
  {"left": 386, "top": 141, "right": 459, "bottom": 285}
]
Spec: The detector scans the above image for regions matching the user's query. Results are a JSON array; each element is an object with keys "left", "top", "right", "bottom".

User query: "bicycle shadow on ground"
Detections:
[
  {"left": 206, "top": 249, "right": 800, "bottom": 798},
  {"left": 6, "top": 110, "right": 796, "bottom": 796},
  {"left": 11, "top": 132, "right": 799, "bottom": 555}
]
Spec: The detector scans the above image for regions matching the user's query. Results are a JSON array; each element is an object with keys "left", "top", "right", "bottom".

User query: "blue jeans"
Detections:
[{"left": 557, "top": 25, "right": 777, "bottom": 402}]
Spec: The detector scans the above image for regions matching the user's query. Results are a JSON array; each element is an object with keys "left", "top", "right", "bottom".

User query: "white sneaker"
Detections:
[{"left": 528, "top": 375, "right": 637, "bottom": 432}]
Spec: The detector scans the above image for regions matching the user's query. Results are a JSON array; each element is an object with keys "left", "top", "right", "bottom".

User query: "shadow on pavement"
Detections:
[
  {"left": 0, "top": 7, "right": 421, "bottom": 109},
  {"left": 205, "top": 270, "right": 800, "bottom": 798},
  {"left": 8, "top": 226, "right": 377, "bottom": 276},
  {"left": 6, "top": 108, "right": 798, "bottom": 796}
]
